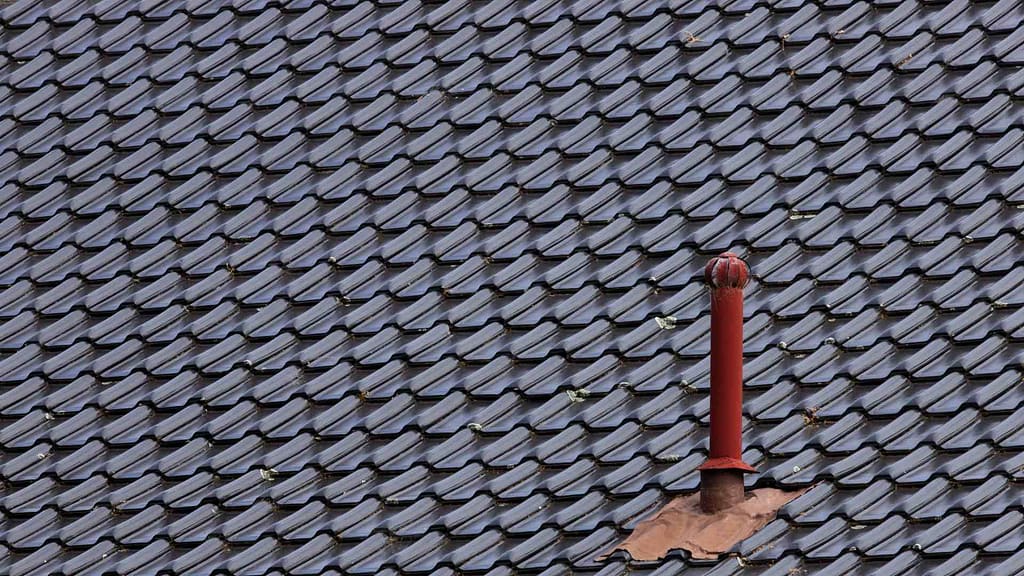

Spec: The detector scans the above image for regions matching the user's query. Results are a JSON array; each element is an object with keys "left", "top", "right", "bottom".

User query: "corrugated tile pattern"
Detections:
[{"left": 2, "top": 0, "right": 1024, "bottom": 574}]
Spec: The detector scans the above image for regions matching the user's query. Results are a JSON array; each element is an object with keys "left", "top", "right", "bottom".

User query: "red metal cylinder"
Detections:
[
  {"left": 699, "top": 252, "right": 755, "bottom": 512},
  {"left": 707, "top": 284, "right": 747, "bottom": 464}
]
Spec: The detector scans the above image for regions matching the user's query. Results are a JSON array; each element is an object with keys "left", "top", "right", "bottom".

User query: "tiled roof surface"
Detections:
[{"left": 2, "top": 0, "right": 1024, "bottom": 574}]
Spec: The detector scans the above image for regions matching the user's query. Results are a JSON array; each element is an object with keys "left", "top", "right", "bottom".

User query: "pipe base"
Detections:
[{"left": 699, "top": 469, "right": 745, "bottom": 513}]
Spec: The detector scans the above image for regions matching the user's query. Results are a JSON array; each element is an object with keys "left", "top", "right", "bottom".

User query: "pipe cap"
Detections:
[{"left": 704, "top": 252, "right": 749, "bottom": 289}]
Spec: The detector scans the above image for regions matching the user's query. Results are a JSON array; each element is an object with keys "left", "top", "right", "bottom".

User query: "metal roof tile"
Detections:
[{"left": 0, "top": 1, "right": 1022, "bottom": 573}]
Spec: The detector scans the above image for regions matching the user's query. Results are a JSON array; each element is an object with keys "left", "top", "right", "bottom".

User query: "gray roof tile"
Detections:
[{"left": 0, "top": 0, "right": 1023, "bottom": 574}]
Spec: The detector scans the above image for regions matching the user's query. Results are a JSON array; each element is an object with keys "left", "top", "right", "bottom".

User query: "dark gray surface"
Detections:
[{"left": 1, "top": 0, "right": 1024, "bottom": 574}]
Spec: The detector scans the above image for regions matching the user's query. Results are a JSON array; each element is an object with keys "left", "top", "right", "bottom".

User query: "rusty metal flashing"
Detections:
[{"left": 600, "top": 487, "right": 807, "bottom": 561}]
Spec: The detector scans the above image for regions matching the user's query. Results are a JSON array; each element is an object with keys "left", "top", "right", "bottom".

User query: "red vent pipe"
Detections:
[{"left": 698, "top": 252, "right": 757, "bottom": 513}]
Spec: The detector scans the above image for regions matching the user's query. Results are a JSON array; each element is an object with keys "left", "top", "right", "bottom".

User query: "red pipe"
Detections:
[{"left": 698, "top": 252, "right": 756, "bottom": 512}]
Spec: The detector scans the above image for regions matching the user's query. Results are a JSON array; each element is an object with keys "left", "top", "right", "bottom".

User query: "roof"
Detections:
[{"left": 2, "top": 0, "right": 1024, "bottom": 574}]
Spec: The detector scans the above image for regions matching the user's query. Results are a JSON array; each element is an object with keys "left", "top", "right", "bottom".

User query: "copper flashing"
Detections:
[{"left": 601, "top": 487, "right": 807, "bottom": 561}]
